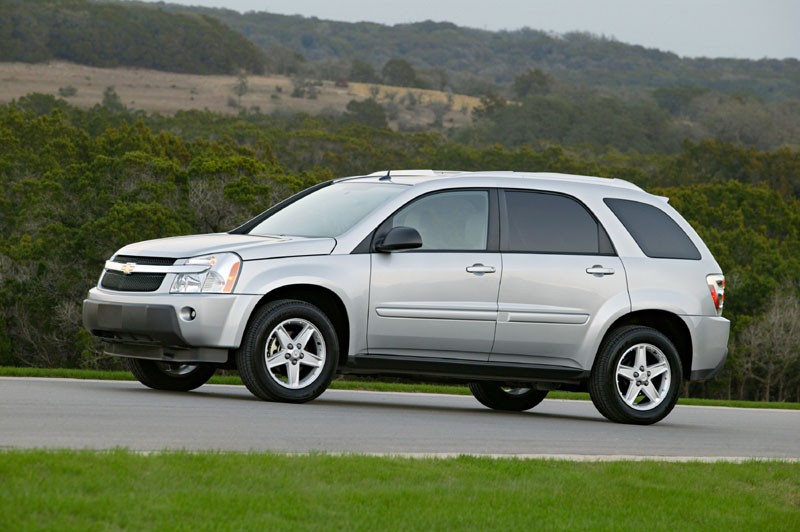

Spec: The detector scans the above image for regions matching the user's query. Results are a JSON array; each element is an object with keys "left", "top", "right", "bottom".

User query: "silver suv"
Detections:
[{"left": 83, "top": 170, "right": 729, "bottom": 424}]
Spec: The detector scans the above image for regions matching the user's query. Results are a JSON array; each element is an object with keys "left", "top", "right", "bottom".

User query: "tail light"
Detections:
[{"left": 707, "top": 275, "right": 725, "bottom": 316}]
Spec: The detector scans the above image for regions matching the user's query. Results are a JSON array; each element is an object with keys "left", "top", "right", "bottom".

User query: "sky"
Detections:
[{"left": 137, "top": 0, "right": 800, "bottom": 60}]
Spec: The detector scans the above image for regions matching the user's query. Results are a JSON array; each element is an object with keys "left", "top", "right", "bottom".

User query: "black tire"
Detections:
[
  {"left": 236, "top": 299, "right": 339, "bottom": 403},
  {"left": 469, "top": 382, "right": 549, "bottom": 412},
  {"left": 127, "top": 358, "right": 216, "bottom": 392},
  {"left": 589, "top": 326, "right": 683, "bottom": 425}
]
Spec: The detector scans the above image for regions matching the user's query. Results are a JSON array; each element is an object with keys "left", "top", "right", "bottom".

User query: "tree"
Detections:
[
  {"left": 652, "top": 85, "right": 708, "bottom": 116},
  {"left": 102, "top": 86, "right": 125, "bottom": 113},
  {"left": 513, "top": 68, "right": 552, "bottom": 98},
  {"left": 738, "top": 290, "right": 800, "bottom": 402},
  {"left": 344, "top": 99, "right": 388, "bottom": 129},
  {"left": 234, "top": 71, "right": 248, "bottom": 108},
  {"left": 349, "top": 59, "right": 379, "bottom": 83},
  {"left": 2, "top": 0, "right": 266, "bottom": 74},
  {"left": 471, "top": 91, "right": 507, "bottom": 120},
  {"left": 265, "top": 45, "right": 305, "bottom": 75},
  {"left": 382, "top": 58, "right": 417, "bottom": 88}
]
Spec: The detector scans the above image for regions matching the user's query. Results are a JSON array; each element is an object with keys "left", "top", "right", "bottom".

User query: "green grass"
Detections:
[
  {"left": 0, "top": 450, "right": 798, "bottom": 530},
  {"left": 1, "top": 366, "right": 798, "bottom": 409}
]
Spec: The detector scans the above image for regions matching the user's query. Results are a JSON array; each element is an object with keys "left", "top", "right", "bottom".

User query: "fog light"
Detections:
[{"left": 180, "top": 307, "right": 197, "bottom": 321}]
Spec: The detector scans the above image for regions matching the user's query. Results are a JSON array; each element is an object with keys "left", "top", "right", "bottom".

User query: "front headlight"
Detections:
[{"left": 170, "top": 253, "right": 242, "bottom": 294}]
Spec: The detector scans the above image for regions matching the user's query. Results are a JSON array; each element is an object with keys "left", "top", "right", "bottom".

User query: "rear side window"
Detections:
[
  {"left": 503, "top": 191, "right": 614, "bottom": 255},
  {"left": 604, "top": 198, "right": 701, "bottom": 260}
]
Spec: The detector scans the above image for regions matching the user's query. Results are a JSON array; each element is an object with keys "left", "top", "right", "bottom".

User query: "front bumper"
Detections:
[
  {"left": 82, "top": 288, "right": 261, "bottom": 361},
  {"left": 83, "top": 299, "right": 188, "bottom": 346}
]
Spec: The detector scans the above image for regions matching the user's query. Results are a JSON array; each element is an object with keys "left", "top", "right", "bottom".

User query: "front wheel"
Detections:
[
  {"left": 589, "top": 326, "right": 683, "bottom": 425},
  {"left": 469, "top": 382, "right": 548, "bottom": 411},
  {"left": 127, "top": 359, "right": 216, "bottom": 391},
  {"left": 236, "top": 299, "right": 339, "bottom": 403}
]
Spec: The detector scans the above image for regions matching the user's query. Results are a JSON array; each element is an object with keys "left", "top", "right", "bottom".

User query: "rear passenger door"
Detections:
[{"left": 491, "top": 190, "right": 629, "bottom": 368}]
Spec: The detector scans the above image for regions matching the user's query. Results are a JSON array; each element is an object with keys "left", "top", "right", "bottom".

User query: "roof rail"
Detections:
[{"left": 366, "top": 169, "right": 457, "bottom": 177}]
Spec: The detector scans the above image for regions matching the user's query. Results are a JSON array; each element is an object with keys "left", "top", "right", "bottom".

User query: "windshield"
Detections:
[{"left": 248, "top": 182, "right": 407, "bottom": 238}]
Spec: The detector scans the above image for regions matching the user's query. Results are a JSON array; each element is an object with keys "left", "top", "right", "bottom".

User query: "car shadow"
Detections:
[
  {"left": 105, "top": 382, "right": 687, "bottom": 428},
  {"left": 319, "top": 397, "right": 608, "bottom": 423},
  {"left": 191, "top": 386, "right": 610, "bottom": 423}
]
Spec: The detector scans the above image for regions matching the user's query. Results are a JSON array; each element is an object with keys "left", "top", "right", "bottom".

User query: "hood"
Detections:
[{"left": 114, "top": 233, "right": 337, "bottom": 261}]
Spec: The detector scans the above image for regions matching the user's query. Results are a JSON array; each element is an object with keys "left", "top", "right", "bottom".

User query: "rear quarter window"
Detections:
[{"left": 604, "top": 198, "right": 701, "bottom": 260}]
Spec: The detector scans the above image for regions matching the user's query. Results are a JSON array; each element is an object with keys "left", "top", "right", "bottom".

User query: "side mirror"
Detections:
[{"left": 375, "top": 226, "right": 423, "bottom": 252}]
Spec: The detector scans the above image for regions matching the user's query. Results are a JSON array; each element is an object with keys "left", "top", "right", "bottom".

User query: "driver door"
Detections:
[{"left": 367, "top": 189, "right": 501, "bottom": 361}]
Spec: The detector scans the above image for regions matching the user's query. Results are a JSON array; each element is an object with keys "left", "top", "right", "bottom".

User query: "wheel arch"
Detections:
[
  {"left": 248, "top": 284, "right": 350, "bottom": 367},
  {"left": 598, "top": 310, "right": 692, "bottom": 380}
]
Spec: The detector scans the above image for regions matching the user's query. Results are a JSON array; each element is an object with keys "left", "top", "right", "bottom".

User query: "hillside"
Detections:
[
  {"left": 5, "top": 1, "right": 799, "bottom": 102},
  {"left": 0, "top": 0, "right": 265, "bottom": 74},
  {"left": 0, "top": 62, "right": 480, "bottom": 130},
  {"left": 149, "top": 2, "right": 800, "bottom": 101},
  {"left": 2, "top": 1, "right": 799, "bottom": 152}
]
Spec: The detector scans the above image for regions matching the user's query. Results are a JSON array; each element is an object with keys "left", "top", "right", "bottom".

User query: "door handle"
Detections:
[
  {"left": 586, "top": 265, "right": 615, "bottom": 276},
  {"left": 466, "top": 264, "right": 496, "bottom": 274}
]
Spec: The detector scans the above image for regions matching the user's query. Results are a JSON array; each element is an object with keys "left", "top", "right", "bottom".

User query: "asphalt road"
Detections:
[{"left": 1, "top": 377, "right": 798, "bottom": 460}]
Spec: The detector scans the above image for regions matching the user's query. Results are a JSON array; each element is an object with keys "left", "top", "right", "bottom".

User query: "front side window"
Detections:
[
  {"left": 503, "top": 191, "right": 612, "bottom": 254},
  {"left": 391, "top": 190, "right": 489, "bottom": 250},
  {"left": 604, "top": 198, "right": 701, "bottom": 260},
  {"left": 249, "top": 182, "right": 406, "bottom": 238}
]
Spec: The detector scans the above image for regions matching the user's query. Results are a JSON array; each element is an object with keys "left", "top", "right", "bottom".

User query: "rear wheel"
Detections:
[
  {"left": 127, "top": 359, "right": 216, "bottom": 391},
  {"left": 469, "top": 382, "right": 548, "bottom": 411},
  {"left": 236, "top": 299, "right": 339, "bottom": 403},
  {"left": 589, "top": 326, "right": 682, "bottom": 425}
]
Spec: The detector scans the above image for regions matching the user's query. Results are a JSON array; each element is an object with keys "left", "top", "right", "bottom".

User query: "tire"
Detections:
[
  {"left": 469, "top": 382, "right": 548, "bottom": 412},
  {"left": 236, "top": 299, "right": 339, "bottom": 403},
  {"left": 589, "top": 326, "right": 683, "bottom": 425},
  {"left": 127, "top": 358, "right": 216, "bottom": 392}
]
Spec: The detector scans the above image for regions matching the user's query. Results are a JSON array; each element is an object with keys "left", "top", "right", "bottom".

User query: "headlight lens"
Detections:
[{"left": 171, "top": 253, "right": 242, "bottom": 294}]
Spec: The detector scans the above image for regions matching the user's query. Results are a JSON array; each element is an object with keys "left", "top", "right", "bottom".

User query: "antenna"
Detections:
[{"left": 379, "top": 170, "right": 392, "bottom": 181}]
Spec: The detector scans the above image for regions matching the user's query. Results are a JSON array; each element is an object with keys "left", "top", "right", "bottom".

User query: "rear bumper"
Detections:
[
  {"left": 685, "top": 315, "right": 730, "bottom": 382},
  {"left": 689, "top": 349, "right": 728, "bottom": 381}
]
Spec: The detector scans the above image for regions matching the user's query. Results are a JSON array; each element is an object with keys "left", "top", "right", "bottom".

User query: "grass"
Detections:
[
  {"left": 2, "top": 366, "right": 799, "bottom": 410},
  {"left": 0, "top": 450, "right": 798, "bottom": 530},
  {"left": 0, "top": 61, "right": 478, "bottom": 130}
]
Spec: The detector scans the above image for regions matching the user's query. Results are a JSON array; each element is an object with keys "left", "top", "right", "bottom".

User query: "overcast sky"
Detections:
[{"left": 137, "top": 0, "right": 800, "bottom": 60}]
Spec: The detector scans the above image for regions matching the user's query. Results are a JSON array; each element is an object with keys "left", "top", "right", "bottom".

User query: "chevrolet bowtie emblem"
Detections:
[{"left": 121, "top": 263, "right": 136, "bottom": 275}]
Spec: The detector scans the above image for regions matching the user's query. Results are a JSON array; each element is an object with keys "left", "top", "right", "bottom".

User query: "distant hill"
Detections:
[
  {"left": 0, "top": 0, "right": 265, "bottom": 74},
  {"left": 149, "top": 2, "right": 800, "bottom": 101},
  {"left": 5, "top": 1, "right": 799, "bottom": 101},
  {"left": 2, "top": 1, "right": 798, "bottom": 152}
]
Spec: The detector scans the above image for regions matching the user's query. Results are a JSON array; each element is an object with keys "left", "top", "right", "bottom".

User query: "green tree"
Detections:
[
  {"left": 471, "top": 91, "right": 508, "bottom": 119},
  {"left": 265, "top": 44, "right": 305, "bottom": 75},
  {"left": 513, "top": 68, "right": 552, "bottom": 98},
  {"left": 1, "top": 0, "right": 266, "bottom": 74},
  {"left": 234, "top": 71, "right": 249, "bottom": 107},
  {"left": 652, "top": 85, "right": 708, "bottom": 115},
  {"left": 382, "top": 58, "right": 417, "bottom": 88},
  {"left": 344, "top": 99, "right": 389, "bottom": 129},
  {"left": 101, "top": 86, "right": 125, "bottom": 113},
  {"left": 349, "top": 59, "right": 380, "bottom": 83}
]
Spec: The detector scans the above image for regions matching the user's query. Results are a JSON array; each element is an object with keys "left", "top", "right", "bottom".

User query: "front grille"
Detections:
[
  {"left": 101, "top": 271, "right": 166, "bottom": 292},
  {"left": 113, "top": 255, "right": 176, "bottom": 266}
]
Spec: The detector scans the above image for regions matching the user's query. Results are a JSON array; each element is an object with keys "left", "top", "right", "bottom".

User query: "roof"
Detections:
[{"left": 341, "top": 169, "right": 644, "bottom": 192}]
